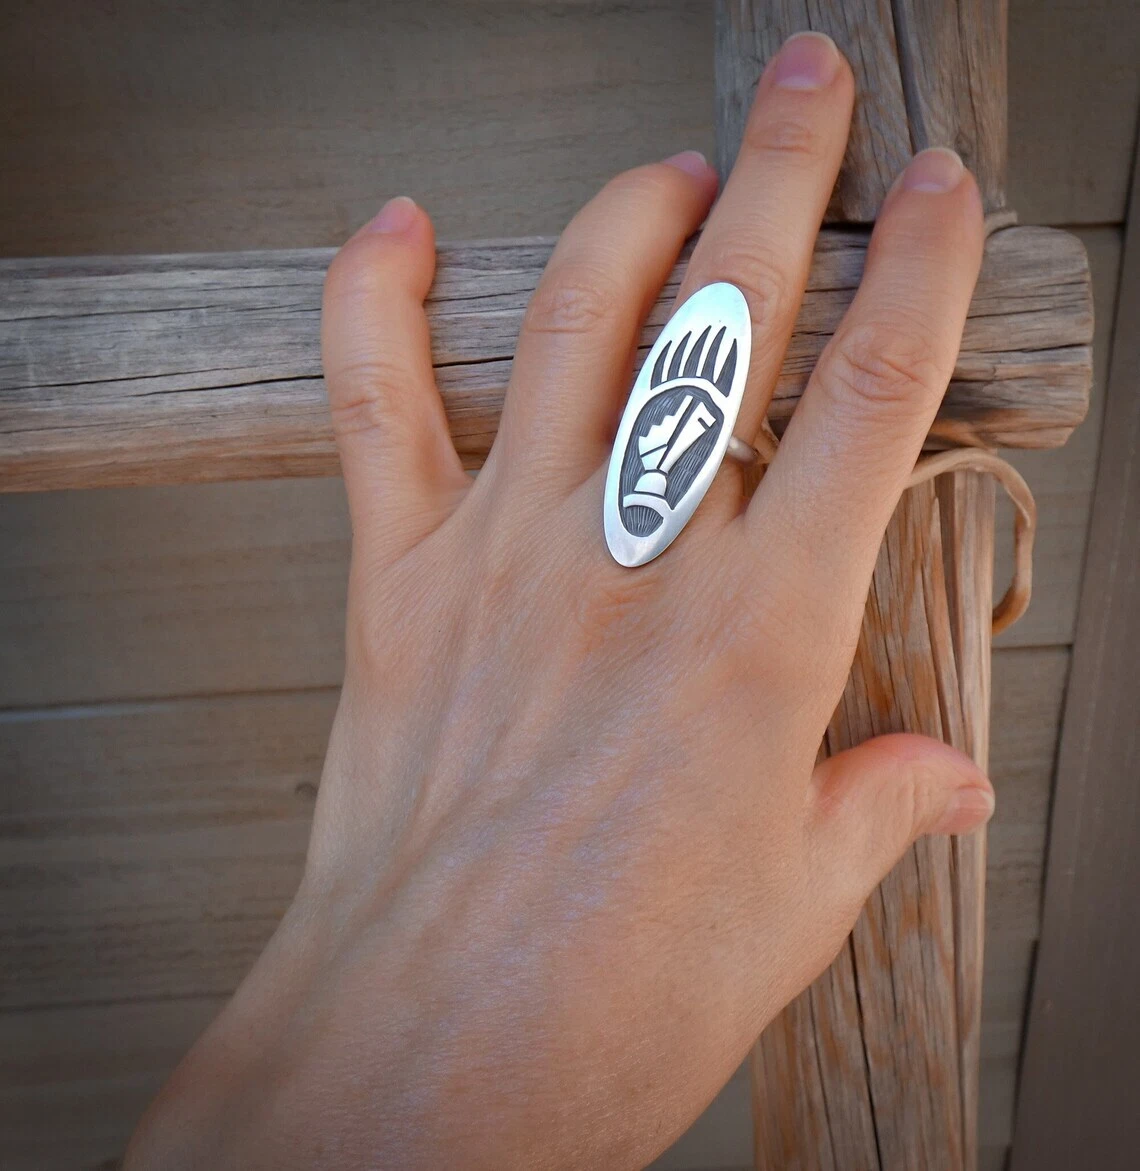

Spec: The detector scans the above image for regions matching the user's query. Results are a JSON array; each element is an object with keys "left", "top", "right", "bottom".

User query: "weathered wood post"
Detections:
[{"left": 717, "top": 3, "right": 1011, "bottom": 1167}]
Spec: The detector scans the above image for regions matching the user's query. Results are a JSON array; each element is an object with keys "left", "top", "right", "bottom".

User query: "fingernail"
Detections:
[
  {"left": 902, "top": 147, "right": 965, "bottom": 194},
  {"left": 934, "top": 786, "right": 995, "bottom": 835},
  {"left": 365, "top": 196, "right": 418, "bottom": 234},
  {"left": 662, "top": 150, "right": 711, "bottom": 179},
  {"left": 770, "top": 31, "right": 841, "bottom": 91}
]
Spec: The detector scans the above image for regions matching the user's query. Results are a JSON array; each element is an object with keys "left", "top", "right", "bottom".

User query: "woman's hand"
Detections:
[{"left": 129, "top": 32, "right": 991, "bottom": 1171}]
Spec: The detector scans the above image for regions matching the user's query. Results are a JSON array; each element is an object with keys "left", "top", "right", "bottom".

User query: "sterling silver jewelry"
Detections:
[{"left": 604, "top": 282, "right": 753, "bottom": 567}]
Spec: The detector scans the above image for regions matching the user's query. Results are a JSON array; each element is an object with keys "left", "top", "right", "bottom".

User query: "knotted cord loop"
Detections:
[
  {"left": 749, "top": 425, "right": 1036, "bottom": 636},
  {"left": 907, "top": 448, "right": 1035, "bottom": 635}
]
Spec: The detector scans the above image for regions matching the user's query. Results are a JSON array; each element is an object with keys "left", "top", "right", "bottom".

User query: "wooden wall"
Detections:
[{"left": 1, "top": 3, "right": 1136, "bottom": 1168}]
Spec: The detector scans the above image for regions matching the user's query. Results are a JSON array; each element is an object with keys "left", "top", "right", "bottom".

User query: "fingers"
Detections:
[
  {"left": 498, "top": 153, "right": 718, "bottom": 486},
  {"left": 808, "top": 733, "right": 994, "bottom": 907},
  {"left": 747, "top": 148, "right": 985, "bottom": 625},
  {"left": 679, "top": 32, "right": 854, "bottom": 453},
  {"left": 322, "top": 197, "right": 469, "bottom": 561}
]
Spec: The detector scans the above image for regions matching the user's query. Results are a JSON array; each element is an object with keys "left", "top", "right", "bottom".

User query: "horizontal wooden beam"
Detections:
[{"left": 0, "top": 226, "right": 1091, "bottom": 492}]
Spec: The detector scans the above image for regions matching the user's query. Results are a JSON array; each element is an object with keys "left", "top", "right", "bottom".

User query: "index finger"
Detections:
[{"left": 744, "top": 147, "right": 985, "bottom": 617}]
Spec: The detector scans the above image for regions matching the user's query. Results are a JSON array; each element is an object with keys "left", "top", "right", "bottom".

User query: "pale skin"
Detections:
[{"left": 127, "top": 32, "right": 993, "bottom": 1170}]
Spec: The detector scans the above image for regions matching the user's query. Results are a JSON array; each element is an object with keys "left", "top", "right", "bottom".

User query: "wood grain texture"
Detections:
[
  {"left": 0, "top": 226, "right": 1092, "bottom": 492},
  {"left": 715, "top": 0, "right": 1006, "bottom": 218},
  {"left": 1009, "top": 112, "right": 1140, "bottom": 1171},
  {"left": 0, "top": 0, "right": 717, "bottom": 257},
  {"left": 0, "top": 996, "right": 225, "bottom": 1171},
  {"left": 0, "top": 479, "right": 352, "bottom": 708},
  {"left": 0, "top": 690, "right": 331, "bottom": 1009},
  {"left": 0, "top": 0, "right": 1135, "bottom": 265},
  {"left": 0, "top": 234, "right": 1113, "bottom": 717},
  {"left": 995, "top": 227, "right": 1120, "bottom": 648},
  {"left": 0, "top": 1, "right": 1119, "bottom": 1168},
  {"left": 938, "top": 470, "right": 996, "bottom": 1168},
  {"left": 1007, "top": 0, "right": 1140, "bottom": 225},
  {"left": 0, "top": 451, "right": 1095, "bottom": 712},
  {"left": 750, "top": 480, "right": 993, "bottom": 1170},
  {"left": 0, "top": 647, "right": 1067, "bottom": 1170},
  {"left": 727, "top": 2, "right": 1023, "bottom": 1167}
]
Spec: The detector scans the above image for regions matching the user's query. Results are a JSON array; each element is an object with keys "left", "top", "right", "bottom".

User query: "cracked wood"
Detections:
[
  {"left": 0, "top": 226, "right": 1090, "bottom": 491},
  {"left": 716, "top": 0, "right": 1007, "bottom": 220}
]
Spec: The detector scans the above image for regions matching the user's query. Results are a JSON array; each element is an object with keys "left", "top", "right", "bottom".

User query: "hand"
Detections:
[{"left": 128, "top": 31, "right": 991, "bottom": 1171}]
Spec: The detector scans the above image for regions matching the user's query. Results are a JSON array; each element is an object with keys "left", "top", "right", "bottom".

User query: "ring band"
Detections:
[
  {"left": 725, "top": 434, "right": 760, "bottom": 466},
  {"left": 603, "top": 282, "right": 754, "bottom": 567}
]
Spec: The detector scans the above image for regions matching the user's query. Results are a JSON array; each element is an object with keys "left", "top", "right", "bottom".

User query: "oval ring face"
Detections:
[{"left": 604, "top": 282, "right": 752, "bottom": 567}]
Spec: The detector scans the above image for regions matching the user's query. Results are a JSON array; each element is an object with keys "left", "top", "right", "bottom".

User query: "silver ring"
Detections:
[{"left": 604, "top": 282, "right": 753, "bottom": 567}]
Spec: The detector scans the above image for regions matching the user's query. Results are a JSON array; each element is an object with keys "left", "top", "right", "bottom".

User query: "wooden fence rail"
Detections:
[{"left": 0, "top": 227, "right": 1090, "bottom": 492}]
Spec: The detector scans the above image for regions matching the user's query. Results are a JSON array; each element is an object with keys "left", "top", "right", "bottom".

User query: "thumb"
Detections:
[{"left": 808, "top": 733, "right": 995, "bottom": 900}]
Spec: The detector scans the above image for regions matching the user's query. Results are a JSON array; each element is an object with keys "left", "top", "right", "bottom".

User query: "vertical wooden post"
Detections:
[{"left": 715, "top": 4, "right": 1006, "bottom": 1167}]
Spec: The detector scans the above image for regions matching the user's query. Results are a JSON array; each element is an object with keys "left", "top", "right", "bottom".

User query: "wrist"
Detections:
[{"left": 125, "top": 895, "right": 340, "bottom": 1170}]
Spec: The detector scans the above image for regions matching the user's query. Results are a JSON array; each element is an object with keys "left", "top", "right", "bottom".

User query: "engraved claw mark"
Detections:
[{"left": 651, "top": 323, "right": 739, "bottom": 395}]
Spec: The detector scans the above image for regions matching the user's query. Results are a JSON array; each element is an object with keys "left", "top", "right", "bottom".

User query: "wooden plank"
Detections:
[
  {"left": 979, "top": 1022, "right": 1021, "bottom": 1148},
  {"left": 0, "top": 0, "right": 717, "bottom": 257},
  {"left": 716, "top": 2, "right": 1140, "bottom": 227},
  {"left": 0, "top": 650, "right": 1064, "bottom": 1170},
  {"left": 0, "top": 452, "right": 1088, "bottom": 710},
  {"left": 715, "top": 0, "right": 1006, "bottom": 219},
  {"left": 995, "top": 227, "right": 1121, "bottom": 648},
  {"left": 715, "top": 0, "right": 911, "bottom": 217},
  {"left": 1007, "top": 0, "right": 1140, "bottom": 225},
  {"left": 984, "top": 649, "right": 1070, "bottom": 941},
  {"left": 721, "top": 1, "right": 1059, "bottom": 1166},
  {"left": 1010, "top": 111, "right": 1140, "bottom": 1171},
  {"left": 0, "top": 691, "right": 334, "bottom": 1008},
  {"left": 0, "top": 478, "right": 352, "bottom": 707},
  {"left": 939, "top": 469, "right": 998, "bottom": 1168},
  {"left": 0, "top": 0, "right": 1135, "bottom": 268},
  {"left": 0, "top": 232, "right": 1111, "bottom": 712},
  {"left": 0, "top": 225, "right": 1092, "bottom": 492},
  {"left": 977, "top": 646, "right": 1069, "bottom": 1165}
]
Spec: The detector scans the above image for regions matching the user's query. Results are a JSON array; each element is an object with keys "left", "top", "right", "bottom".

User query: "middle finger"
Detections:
[{"left": 679, "top": 32, "right": 854, "bottom": 477}]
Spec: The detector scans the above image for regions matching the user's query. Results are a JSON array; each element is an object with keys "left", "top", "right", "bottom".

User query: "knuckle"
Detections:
[
  {"left": 324, "top": 238, "right": 383, "bottom": 306},
  {"left": 326, "top": 357, "right": 408, "bottom": 438},
  {"left": 906, "top": 759, "right": 947, "bottom": 833},
  {"left": 523, "top": 263, "right": 621, "bottom": 338},
  {"left": 744, "top": 109, "right": 828, "bottom": 163},
  {"left": 696, "top": 240, "right": 789, "bottom": 322},
  {"left": 824, "top": 322, "right": 944, "bottom": 417}
]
